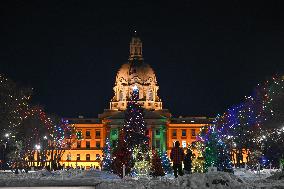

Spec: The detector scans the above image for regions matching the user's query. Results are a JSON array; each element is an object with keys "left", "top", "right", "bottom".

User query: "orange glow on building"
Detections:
[{"left": 55, "top": 35, "right": 213, "bottom": 169}]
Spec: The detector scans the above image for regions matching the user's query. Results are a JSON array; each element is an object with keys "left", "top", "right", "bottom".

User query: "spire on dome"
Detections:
[{"left": 129, "top": 32, "right": 143, "bottom": 60}]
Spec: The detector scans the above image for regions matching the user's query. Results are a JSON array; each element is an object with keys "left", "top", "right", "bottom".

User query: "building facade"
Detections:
[{"left": 61, "top": 35, "right": 213, "bottom": 169}]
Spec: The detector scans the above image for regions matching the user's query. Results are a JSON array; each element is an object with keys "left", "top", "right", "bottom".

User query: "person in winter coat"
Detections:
[
  {"left": 170, "top": 141, "right": 185, "bottom": 178},
  {"left": 184, "top": 148, "right": 192, "bottom": 174}
]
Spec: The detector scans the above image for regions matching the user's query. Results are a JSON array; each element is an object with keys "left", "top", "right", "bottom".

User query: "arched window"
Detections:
[
  {"left": 148, "top": 90, "right": 153, "bottom": 101},
  {"left": 119, "top": 90, "right": 123, "bottom": 101}
]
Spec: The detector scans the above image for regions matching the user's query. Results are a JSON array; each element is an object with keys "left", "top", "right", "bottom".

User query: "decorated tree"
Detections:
[
  {"left": 0, "top": 74, "right": 31, "bottom": 169},
  {"left": 150, "top": 149, "right": 165, "bottom": 177},
  {"left": 112, "top": 129, "right": 133, "bottom": 177},
  {"left": 160, "top": 151, "right": 172, "bottom": 175},
  {"left": 203, "top": 128, "right": 218, "bottom": 171},
  {"left": 124, "top": 85, "right": 149, "bottom": 150},
  {"left": 191, "top": 141, "right": 205, "bottom": 173},
  {"left": 203, "top": 126, "right": 232, "bottom": 172},
  {"left": 132, "top": 146, "right": 151, "bottom": 177},
  {"left": 17, "top": 106, "right": 74, "bottom": 170},
  {"left": 210, "top": 75, "right": 284, "bottom": 168},
  {"left": 120, "top": 85, "right": 150, "bottom": 176},
  {"left": 102, "top": 137, "right": 112, "bottom": 172},
  {"left": 0, "top": 74, "right": 31, "bottom": 136}
]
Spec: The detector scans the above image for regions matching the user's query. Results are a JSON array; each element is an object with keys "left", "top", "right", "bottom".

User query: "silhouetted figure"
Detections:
[
  {"left": 184, "top": 148, "right": 192, "bottom": 174},
  {"left": 170, "top": 141, "right": 184, "bottom": 178}
]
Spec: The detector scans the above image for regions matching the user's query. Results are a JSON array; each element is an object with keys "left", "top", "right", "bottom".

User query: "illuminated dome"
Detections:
[
  {"left": 115, "top": 61, "right": 157, "bottom": 86},
  {"left": 110, "top": 35, "right": 162, "bottom": 111}
]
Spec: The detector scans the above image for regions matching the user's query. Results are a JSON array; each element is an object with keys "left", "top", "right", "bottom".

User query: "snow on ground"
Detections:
[
  {"left": 233, "top": 168, "right": 284, "bottom": 189},
  {"left": 96, "top": 172, "right": 245, "bottom": 189},
  {"left": 0, "top": 168, "right": 283, "bottom": 188},
  {"left": 0, "top": 169, "right": 118, "bottom": 187}
]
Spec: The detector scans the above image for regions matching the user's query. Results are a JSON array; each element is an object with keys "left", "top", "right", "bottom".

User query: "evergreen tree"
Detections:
[
  {"left": 102, "top": 137, "right": 112, "bottom": 172},
  {"left": 124, "top": 85, "right": 149, "bottom": 150},
  {"left": 150, "top": 149, "right": 165, "bottom": 177},
  {"left": 123, "top": 85, "right": 151, "bottom": 176},
  {"left": 204, "top": 129, "right": 218, "bottom": 171},
  {"left": 132, "top": 146, "right": 151, "bottom": 177},
  {"left": 191, "top": 141, "right": 205, "bottom": 173},
  {"left": 160, "top": 151, "right": 172, "bottom": 175},
  {"left": 203, "top": 126, "right": 232, "bottom": 172},
  {"left": 112, "top": 129, "right": 133, "bottom": 177}
]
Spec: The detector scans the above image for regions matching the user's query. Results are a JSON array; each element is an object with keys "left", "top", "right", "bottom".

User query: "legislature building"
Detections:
[{"left": 61, "top": 35, "right": 213, "bottom": 168}]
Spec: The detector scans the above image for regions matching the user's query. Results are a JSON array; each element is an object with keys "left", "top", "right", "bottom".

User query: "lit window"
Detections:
[
  {"left": 182, "top": 141, "right": 187, "bottom": 148},
  {"left": 182, "top": 130, "right": 186, "bottom": 137},
  {"left": 86, "top": 141, "right": 90, "bottom": 149},
  {"left": 119, "top": 90, "right": 123, "bottom": 101},
  {"left": 86, "top": 154, "right": 90, "bottom": 161},
  {"left": 156, "top": 129, "right": 160, "bottom": 135},
  {"left": 96, "top": 130, "right": 101, "bottom": 138},
  {"left": 148, "top": 90, "right": 153, "bottom": 101},
  {"left": 191, "top": 129, "right": 196, "bottom": 136},
  {"left": 96, "top": 141, "right": 100, "bottom": 149},
  {"left": 172, "top": 130, "right": 177, "bottom": 138},
  {"left": 77, "top": 141, "right": 81, "bottom": 148},
  {"left": 67, "top": 153, "right": 71, "bottom": 161},
  {"left": 86, "top": 130, "right": 91, "bottom": 137}
]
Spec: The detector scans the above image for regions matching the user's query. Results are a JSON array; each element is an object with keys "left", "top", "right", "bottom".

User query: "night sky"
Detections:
[{"left": 0, "top": 1, "right": 283, "bottom": 118}]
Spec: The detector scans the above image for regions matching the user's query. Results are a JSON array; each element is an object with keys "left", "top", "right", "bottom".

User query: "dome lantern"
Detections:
[{"left": 129, "top": 33, "right": 143, "bottom": 61}]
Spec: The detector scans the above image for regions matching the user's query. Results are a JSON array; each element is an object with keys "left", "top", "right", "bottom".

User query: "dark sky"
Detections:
[{"left": 0, "top": 1, "right": 283, "bottom": 118}]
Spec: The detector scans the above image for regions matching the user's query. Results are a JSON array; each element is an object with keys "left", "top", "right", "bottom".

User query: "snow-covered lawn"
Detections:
[{"left": 0, "top": 168, "right": 283, "bottom": 188}]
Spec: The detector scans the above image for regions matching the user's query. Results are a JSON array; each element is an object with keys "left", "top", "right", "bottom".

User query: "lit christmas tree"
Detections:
[
  {"left": 203, "top": 128, "right": 218, "bottom": 171},
  {"left": 112, "top": 129, "right": 133, "bottom": 177},
  {"left": 0, "top": 74, "right": 31, "bottom": 137},
  {"left": 150, "top": 149, "right": 165, "bottom": 177},
  {"left": 210, "top": 75, "right": 284, "bottom": 168},
  {"left": 124, "top": 85, "right": 149, "bottom": 150},
  {"left": 121, "top": 85, "right": 151, "bottom": 176},
  {"left": 132, "top": 146, "right": 151, "bottom": 177},
  {"left": 160, "top": 151, "right": 172, "bottom": 175},
  {"left": 102, "top": 137, "right": 112, "bottom": 172},
  {"left": 191, "top": 141, "right": 205, "bottom": 173},
  {"left": 203, "top": 126, "right": 232, "bottom": 172}
]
